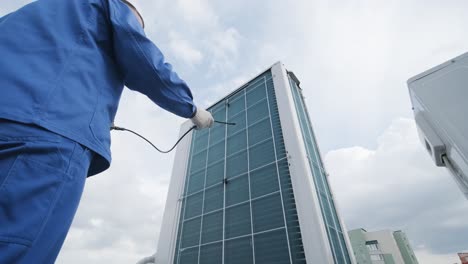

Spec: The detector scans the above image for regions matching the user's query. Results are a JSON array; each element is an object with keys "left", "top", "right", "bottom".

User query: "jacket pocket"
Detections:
[{"left": 0, "top": 155, "right": 67, "bottom": 246}]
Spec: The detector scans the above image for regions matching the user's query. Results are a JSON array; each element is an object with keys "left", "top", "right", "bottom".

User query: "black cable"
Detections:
[
  {"left": 111, "top": 125, "right": 195, "bottom": 153},
  {"left": 111, "top": 120, "right": 236, "bottom": 154}
]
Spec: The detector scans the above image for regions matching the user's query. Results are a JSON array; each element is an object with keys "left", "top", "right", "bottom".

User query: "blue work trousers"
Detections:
[{"left": 0, "top": 119, "right": 93, "bottom": 263}]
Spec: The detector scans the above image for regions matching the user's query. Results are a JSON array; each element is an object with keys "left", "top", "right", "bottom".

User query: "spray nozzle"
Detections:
[{"left": 214, "top": 120, "right": 236, "bottom": 126}]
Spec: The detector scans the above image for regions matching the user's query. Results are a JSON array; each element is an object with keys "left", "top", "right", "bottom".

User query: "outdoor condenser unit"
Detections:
[{"left": 408, "top": 52, "right": 468, "bottom": 199}]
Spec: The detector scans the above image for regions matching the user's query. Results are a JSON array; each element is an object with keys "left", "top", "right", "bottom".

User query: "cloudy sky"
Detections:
[{"left": 2, "top": 0, "right": 468, "bottom": 263}]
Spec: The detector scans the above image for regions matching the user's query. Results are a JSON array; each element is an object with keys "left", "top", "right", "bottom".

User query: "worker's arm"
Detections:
[
  {"left": 0, "top": 13, "right": 11, "bottom": 24},
  {"left": 107, "top": 0, "right": 196, "bottom": 118},
  {"left": 119, "top": 0, "right": 144, "bottom": 28}
]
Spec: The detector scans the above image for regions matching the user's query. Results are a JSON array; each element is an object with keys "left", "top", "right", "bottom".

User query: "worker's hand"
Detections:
[{"left": 191, "top": 108, "right": 214, "bottom": 130}]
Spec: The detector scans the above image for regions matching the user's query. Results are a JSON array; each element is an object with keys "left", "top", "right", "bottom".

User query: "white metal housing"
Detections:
[
  {"left": 272, "top": 63, "right": 335, "bottom": 263},
  {"left": 408, "top": 52, "right": 468, "bottom": 199},
  {"left": 156, "top": 121, "right": 194, "bottom": 263}
]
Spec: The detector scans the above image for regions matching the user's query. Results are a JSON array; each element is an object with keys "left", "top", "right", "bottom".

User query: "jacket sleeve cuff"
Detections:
[{"left": 190, "top": 106, "right": 197, "bottom": 119}]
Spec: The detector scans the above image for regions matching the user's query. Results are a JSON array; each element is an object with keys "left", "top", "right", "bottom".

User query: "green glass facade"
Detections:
[
  {"left": 173, "top": 71, "right": 306, "bottom": 264},
  {"left": 288, "top": 74, "right": 352, "bottom": 264},
  {"left": 393, "top": 231, "right": 419, "bottom": 264}
]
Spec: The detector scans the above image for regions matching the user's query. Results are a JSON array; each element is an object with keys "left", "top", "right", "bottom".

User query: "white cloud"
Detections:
[
  {"left": 135, "top": 0, "right": 244, "bottom": 76},
  {"left": 176, "top": 0, "right": 218, "bottom": 28},
  {"left": 414, "top": 248, "right": 462, "bottom": 264},
  {"left": 168, "top": 31, "right": 204, "bottom": 66},
  {"left": 205, "top": 27, "right": 242, "bottom": 73},
  {"left": 274, "top": 0, "right": 468, "bottom": 152},
  {"left": 325, "top": 118, "right": 468, "bottom": 261},
  {"left": 167, "top": 0, "right": 243, "bottom": 73},
  {"left": 0, "top": 0, "right": 31, "bottom": 14}
]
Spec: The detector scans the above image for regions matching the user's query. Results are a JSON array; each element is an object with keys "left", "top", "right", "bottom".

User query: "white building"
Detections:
[
  {"left": 348, "top": 229, "right": 419, "bottom": 264},
  {"left": 154, "top": 62, "right": 355, "bottom": 263},
  {"left": 364, "top": 230, "right": 404, "bottom": 264}
]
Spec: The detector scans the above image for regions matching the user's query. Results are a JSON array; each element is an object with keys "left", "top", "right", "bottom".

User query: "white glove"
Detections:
[{"left": 191, "top": 108, "right": 214, "bottom": 130}]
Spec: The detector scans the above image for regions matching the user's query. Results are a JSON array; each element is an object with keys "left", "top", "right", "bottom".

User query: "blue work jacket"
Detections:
[{"left": 0, "top": 0, "right": 196, "bottom": 176}]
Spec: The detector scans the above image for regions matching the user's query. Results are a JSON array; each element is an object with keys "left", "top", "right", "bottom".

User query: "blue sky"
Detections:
[{"left": 2, "top": 1, "right": 468, "bottom": 263}]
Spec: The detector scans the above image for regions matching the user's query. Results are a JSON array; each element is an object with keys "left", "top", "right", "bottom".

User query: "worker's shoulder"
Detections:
[{"left": 45, "top": 0, "right": 108, "bottom": 10}]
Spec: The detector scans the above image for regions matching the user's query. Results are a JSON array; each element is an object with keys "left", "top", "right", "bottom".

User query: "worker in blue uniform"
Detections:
[{"left": 0, "top": 0, "right": 214, "bottom": 263}]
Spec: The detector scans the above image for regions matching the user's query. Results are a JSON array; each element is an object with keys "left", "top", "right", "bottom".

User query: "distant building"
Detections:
[
  {"left": 348, "top": 229, "right": 419, "bottom": 264},
  {"left": 459, "top": 253, "right": 468, "bottom": 264}
]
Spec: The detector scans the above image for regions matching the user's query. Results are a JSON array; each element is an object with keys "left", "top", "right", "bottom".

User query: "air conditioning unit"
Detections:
[
  {"left": 414, "top": 113, "right": 446, "bottom": 167},
  {"left": 408, "top": 52, "right": 468, "bottom": 199}
]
